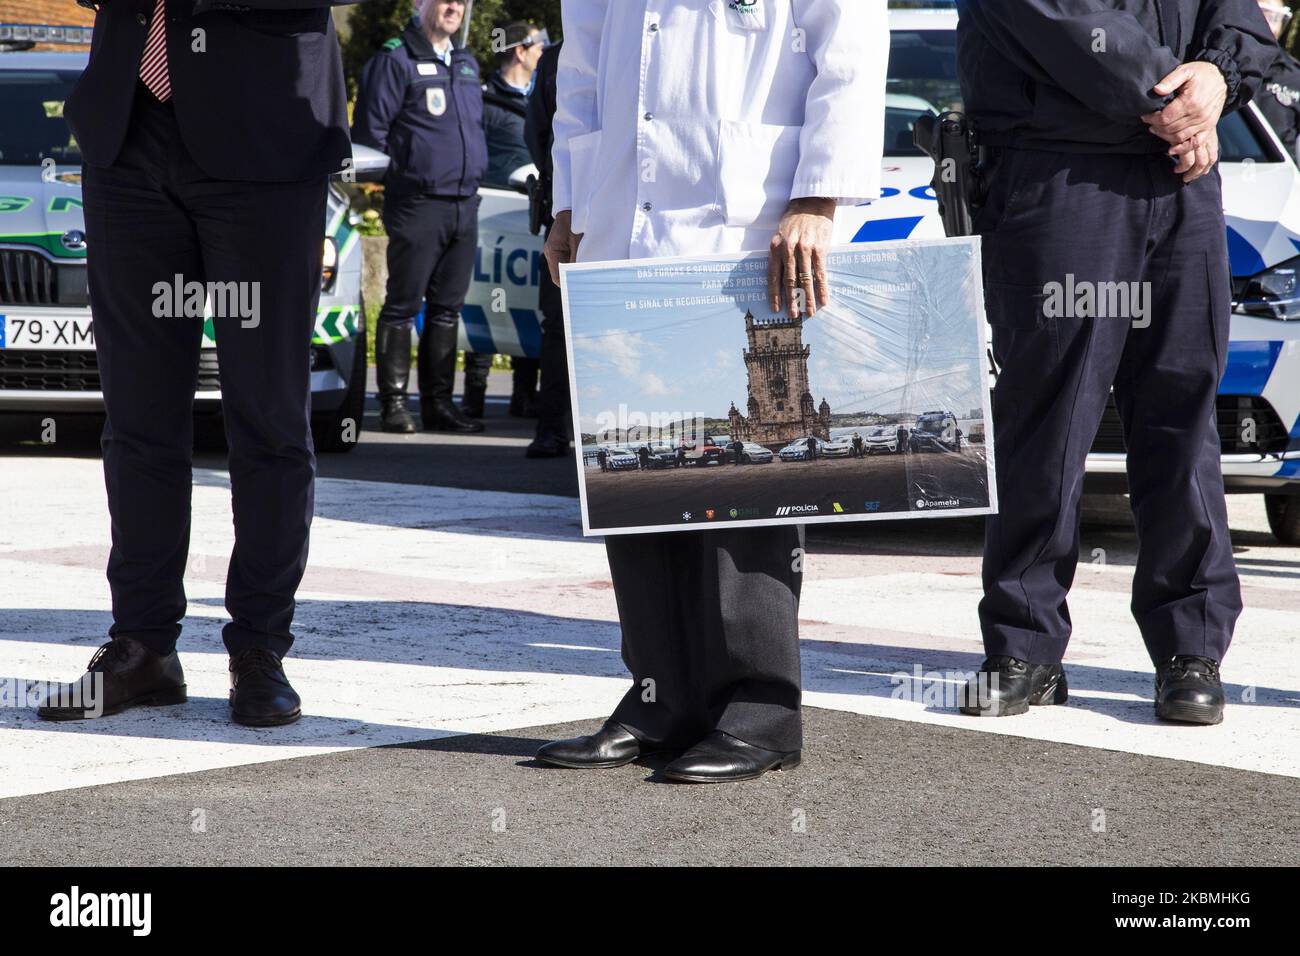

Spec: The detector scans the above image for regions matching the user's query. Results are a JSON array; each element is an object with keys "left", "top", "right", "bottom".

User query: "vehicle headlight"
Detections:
[
  {"left": 1234, "top": 255, "right": 1300, "bottom": 321},
  {"left": 321, "top": 236, "right": 339, "bottom": 292}
]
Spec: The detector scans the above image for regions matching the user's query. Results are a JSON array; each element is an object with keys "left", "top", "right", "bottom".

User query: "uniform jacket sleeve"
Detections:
[
  {"left": 958, "top": 0, "right": 1182, "bottom": 121},
  {"left": 351, "top": 51, "right": 405, "bottom": 155},
  {"left": 526, "top": 43, "right": 560, "bottom": 178},
  {"left": 790, "top": 0, "right": 891, "bottom": 206},
  {"left": 1193, "top": 0, "right": 1278, "bottom": 111},
  {"left": 551, "top": 1, "right": 606, "bottom": 216}
]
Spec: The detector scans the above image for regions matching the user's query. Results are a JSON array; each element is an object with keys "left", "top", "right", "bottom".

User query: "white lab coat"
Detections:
[{"left": 552, "top": 0, "right": 889, "bottom": 263}]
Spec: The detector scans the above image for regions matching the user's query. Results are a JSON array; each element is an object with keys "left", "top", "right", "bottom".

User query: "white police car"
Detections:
[{"left": 0, "top": 51, "right": 370, "bottom": 452}]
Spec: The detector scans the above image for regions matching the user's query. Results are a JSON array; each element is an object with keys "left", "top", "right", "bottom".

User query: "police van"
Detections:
[
  {"left": 460, "top": 3, "right": 1300, "bottom": 544},
  {"left": 0, "top": 48, "right": 372, "bottom": 453}
]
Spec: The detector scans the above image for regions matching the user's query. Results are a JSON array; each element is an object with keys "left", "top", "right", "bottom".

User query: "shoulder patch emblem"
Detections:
[{"left": 382, "top": 37, "right": 402, "bottom": 50}]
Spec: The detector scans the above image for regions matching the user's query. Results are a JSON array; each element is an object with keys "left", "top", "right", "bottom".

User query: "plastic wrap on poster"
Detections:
[{"left": 559, "top": 237, "right": 996, "bottom": 537}]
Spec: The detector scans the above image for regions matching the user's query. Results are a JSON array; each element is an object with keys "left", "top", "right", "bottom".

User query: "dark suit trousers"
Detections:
[
  {"left": 607, "top": 525, "right": 805, "bottom": 753},
  {"left": 81, "top": 86, "right": 325, "bottom": 658}
]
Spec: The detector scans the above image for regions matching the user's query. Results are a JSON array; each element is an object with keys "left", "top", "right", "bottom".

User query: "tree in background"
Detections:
[{"left": 342, "top": 0, "right": 561, "bottom": 99}]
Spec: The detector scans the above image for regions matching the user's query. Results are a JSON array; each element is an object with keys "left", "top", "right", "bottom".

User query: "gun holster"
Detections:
[
  {"left": 914, "top": 112, "right": 987, "bottom": 238},
  {"left": 527, "top": 174, "right": 553, "bottom": 237}
]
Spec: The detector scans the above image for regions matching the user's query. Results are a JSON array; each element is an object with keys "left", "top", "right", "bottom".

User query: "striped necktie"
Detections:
[{"left": 138, "top": 0, "right": 172, "bottom": 102}]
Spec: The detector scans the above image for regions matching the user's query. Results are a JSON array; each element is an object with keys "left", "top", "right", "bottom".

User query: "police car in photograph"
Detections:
[
  {"left": 0, "top": 49, "right": 374, "bottom": 454},
  {"left": 352, "top": 1, "right": 487, "bottom": 435}
]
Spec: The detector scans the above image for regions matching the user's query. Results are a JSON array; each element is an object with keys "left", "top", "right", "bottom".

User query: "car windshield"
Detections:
[
  {"left": 887, "top": 29, "right": 1274, "bottom": 163},
  {"left": 0, "top": 69, "right": 82, "bottom": 165}
]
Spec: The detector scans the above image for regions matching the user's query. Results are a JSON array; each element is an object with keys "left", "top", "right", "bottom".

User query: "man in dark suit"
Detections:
[{"left": 39, "top": 0, "right": 367, "bottom": 726}]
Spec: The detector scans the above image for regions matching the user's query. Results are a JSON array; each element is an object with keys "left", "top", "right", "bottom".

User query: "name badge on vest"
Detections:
[
  {"left": 723, "top": 0, "right": 766, "bottom": 30},
  {"left": 417, "top": 62, "right": 439, "bottom": 76},
  {"left": 426, "top": 87, "right": 447, "bottom": 117}
]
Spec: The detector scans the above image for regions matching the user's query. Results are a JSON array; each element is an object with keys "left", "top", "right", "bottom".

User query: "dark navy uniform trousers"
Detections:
[
  {"left": 977, "top": 148, "right": 1243, "bottom": 667},
  {"left": 82, "top": 86, "right": 325, "bottom": 658},
  {"left": 378, "top": 193, "right": 479, "bottom": 336}
]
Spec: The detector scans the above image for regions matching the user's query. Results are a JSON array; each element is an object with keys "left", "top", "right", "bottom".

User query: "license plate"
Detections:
[{"left": 0, "top": 311, "right": 95, "bottom": 350}]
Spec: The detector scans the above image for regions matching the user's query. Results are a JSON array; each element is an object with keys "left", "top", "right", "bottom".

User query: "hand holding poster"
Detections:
[{"left": 560, "top": 237, "right": 997, "bottom": 537}]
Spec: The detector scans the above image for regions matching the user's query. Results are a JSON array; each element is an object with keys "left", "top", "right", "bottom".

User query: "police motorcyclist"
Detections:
[
  {"left": 955, "top": 0, "right": 1275, "bottom": 726},
  {"left": 462, "top": 20, "right": 547, "bottom": 420},
  {"left": 353, "top": 0, "right": 487, "bottom": 435},
  {"left": 1256, "top": 1, "right": 1300, "bottom": 158}
]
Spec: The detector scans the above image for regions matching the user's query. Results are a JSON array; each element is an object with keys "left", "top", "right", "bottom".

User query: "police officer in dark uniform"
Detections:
[
  {"left": 1256, "top": 1, "right": 1300, "bottom": 158},
  {"left": 523, "top": 39, "right": 574, "bottom": 459},
  {"left": 353, "top": 0, "right": 486, "bottom": 435},
  {"left": 462, "top": 20, "right": 545, "bottom": 421},
  {"left": 955, "top": 0, "right": 1275, "bottom": 726}
]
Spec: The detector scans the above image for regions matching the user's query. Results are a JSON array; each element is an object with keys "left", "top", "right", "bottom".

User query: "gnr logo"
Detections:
[{"left": 49, "top": 886, "right": 151, "bottom": 937}]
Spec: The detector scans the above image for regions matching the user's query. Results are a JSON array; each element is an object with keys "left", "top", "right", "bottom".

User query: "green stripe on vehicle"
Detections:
[{"left": 0, "top": 232, "right": 87, "bottom": 259}]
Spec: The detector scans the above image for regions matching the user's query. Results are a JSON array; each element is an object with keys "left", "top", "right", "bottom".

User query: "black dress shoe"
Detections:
[
  {"left": 38, "top": 636, "right": 186, "bottom": 720},
  {"left": 536, "top": 719, "right": 663, "bottom": 769},
  {"left": 1155, "top": 656, "right": 1224, "bottom": 725},
  {"left": 958, "top": 655, "right": 1068, "bottom": 717},
  {"left": 660, "top": 730, "right": 800, "bottom": 784},
  {"left": 229, "top": 649, "right": 301, "bottom": 727}
]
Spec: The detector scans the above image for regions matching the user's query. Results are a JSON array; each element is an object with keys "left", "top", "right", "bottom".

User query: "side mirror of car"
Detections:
[
  {"left": 336, "top": 143, "right": 390, "bottom": 184},
  {"left": 508, "top": 162, "right": 540, "bottom": 194}
]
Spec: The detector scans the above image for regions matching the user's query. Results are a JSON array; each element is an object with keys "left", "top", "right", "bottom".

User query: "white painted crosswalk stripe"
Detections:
[{"left": 1, "top": 457, "right": 1297, "bottom": 801}]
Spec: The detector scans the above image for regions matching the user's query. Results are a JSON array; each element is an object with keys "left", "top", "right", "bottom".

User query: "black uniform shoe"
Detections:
[
  {"left": 38, "top": 636, "right": 186, "bottom": 720},
  {"left": 1155, "top": 656, "right": 1224, "bottom": 725},
  {"left": 375, "top": 322, "right": 417, "bottom": 434},
  {"left": 535, "top": 719, "right": 665, "bottom": 769},
  {"left": 380, "top": 398, "right": 417, "bottom": 434},
  {"left": 660, "top": 730, "right": 800, "bottom": 783},
  {"left": 229, "top": 649, "right": 301, "bottom": 727},
  {"left": 525, "top": 434, "right": 570, "bottom": 458},
  {"left": 958, "top": 655, "right": 1068, "bottom": 717},
  {"left": 421, "top": 397, "right": 485, "bottom": 433}
]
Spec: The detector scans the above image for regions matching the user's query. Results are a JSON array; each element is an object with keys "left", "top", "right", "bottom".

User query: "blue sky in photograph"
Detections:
[{"left": 563, "top": 241, "right": 988, "bottom": 435}]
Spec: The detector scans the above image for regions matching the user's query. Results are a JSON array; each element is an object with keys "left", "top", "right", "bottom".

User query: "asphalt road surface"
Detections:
[{"left": 1, "top": 374, "right": 1297, "bottom": 867}]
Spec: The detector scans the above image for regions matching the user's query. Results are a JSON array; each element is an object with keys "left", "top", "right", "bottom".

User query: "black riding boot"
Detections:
[
  {"left": 374, "top": 321, "right": 416, "bottom": 434},
  {"left": 418, "top": 320, "right": 484, "bottom": 433},
  {"left": 461, "top": 351, "right": 492, "bottom": 418}
]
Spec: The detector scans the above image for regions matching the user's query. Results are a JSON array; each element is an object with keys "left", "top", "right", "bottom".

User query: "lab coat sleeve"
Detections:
[
  {"left": 551, "top": 1, "right": 606, "bottom": 216},
  {"left": 956, "top": 0, "right": 1181, "bottom": 121},
  {"left": 790, "top": 0, "right": 890, "bottom": 206}
]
